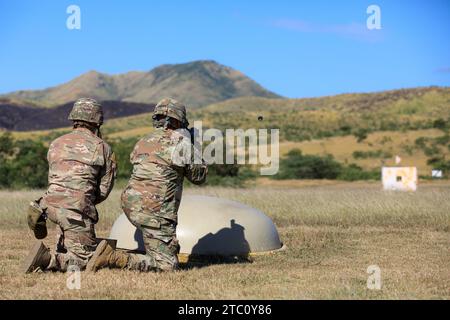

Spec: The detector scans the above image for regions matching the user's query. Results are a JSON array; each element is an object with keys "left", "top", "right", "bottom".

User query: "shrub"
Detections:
[
  {"left": 274, "top": 149, "right": 378, "bottom": 181},
  {"left": 353, "top": 128, "right": 369, "bottom": 143},
  {"left": 424, "top": 145, "right": 440, "bottom": 157},
  {"left": 415, "top": 137, "right": 428, "bottom": 148},
  {"left": 274, "top": 149, "right": 342, "bottom": 180},
  {"left": 352, "top": 150, "right": 392, "bottom": 159},
  {"left": 338, "top": 164, "right": 379, "bottom": 181},
  {"left": 0, "top": 134, "right": 48, "bottom": 189},
  {"left": 205, "top": 165, "right": 256, "bottom": 187},
  {"left": 109, "top": 138, "right": 137, "bottom": 180},
  {"left": 433, "top": 118, "right": 448, "bottom": 130},
  {"left": 435, "top": 134, "right": 450, "bottom": 146},
  {"left": 427, "top": 157, "right": 450, "bottom": 172}
]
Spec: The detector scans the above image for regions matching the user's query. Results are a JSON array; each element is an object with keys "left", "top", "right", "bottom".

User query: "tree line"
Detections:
[{"left": 0, "top": 132, "right": 398, "bottom": 189}]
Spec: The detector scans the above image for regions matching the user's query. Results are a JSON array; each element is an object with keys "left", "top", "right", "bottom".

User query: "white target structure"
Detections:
[
  {"left": 431, "top": 170, "right": 443, "bottom": 178},
  {"left": 381, "top": 167, "right": 417, "bottom": 191},
  {"left": 109, "top": 195, "right": 284, "bottom": 261}
]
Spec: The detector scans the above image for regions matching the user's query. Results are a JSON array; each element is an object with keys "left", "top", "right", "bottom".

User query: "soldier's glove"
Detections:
[{"left": 27, "top": 199, "right": 47, "bottom": 239}]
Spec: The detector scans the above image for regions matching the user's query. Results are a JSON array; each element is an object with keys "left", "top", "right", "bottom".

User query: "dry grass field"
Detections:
[{"left": 0, "top": 182, "right": 449, "bottom": 299}]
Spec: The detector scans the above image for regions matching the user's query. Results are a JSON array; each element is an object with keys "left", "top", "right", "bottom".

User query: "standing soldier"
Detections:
[
  {"left": 22, "top": 98, "right": 117, "bottom": 273},
  {"left": 87, "top": 98, "right": 207, "bottom": 272}
]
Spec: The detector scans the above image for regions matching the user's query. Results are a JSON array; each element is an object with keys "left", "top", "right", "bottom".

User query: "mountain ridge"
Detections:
[{"left": 1, "top": 60, "right": 281, "bottom": 108}]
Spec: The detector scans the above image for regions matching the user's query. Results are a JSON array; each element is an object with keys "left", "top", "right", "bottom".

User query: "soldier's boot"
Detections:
[
  {"left": 21, "top": 241, "right": 52, "bottom": 273},
  {"left": 86, "top": 240, "right": 129, "bottom": 272}
]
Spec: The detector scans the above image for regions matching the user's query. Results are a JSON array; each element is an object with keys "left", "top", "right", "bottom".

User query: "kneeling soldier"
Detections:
[
  {"left": 22, "top": 98, "right": 117, "bottom": 273},
  {"left": 87, "top": 98, "right": 207, "bottom": 272}
]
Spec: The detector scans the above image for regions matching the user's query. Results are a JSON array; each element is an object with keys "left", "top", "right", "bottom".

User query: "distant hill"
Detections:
[
  {"left": 2, "top": 86, "right": 449, "bottom": 133},
  {"left": 190, "top": 86, "right": 450, "bottom": 140},
  {"left": 0, "top": 60, "right": 280, "bottom": 108},
  {"left": 0, "top": 100, "right": 154, "bottom": 131},
  {"left": 95, "top": 85, "right": 450, "bottom": 151}
]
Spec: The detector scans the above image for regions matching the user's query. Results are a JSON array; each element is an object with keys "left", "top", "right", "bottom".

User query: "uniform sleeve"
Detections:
[
  {"left": 184, "top": 143, "right": 208, "bottom": 185},
  {"left": 169, "top": 130, "right": 208, "bottom": 185},
  {"left": 96, "top": 142, "right": 117, "bottom": 204}
]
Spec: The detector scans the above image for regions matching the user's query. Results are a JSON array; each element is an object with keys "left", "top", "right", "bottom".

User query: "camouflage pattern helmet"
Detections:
[
  {"left": 68, "top": 98, "right": 104, "bottom": 125},
  {"left": 153, "top": 98, "right": 189, "bottom": 128}
]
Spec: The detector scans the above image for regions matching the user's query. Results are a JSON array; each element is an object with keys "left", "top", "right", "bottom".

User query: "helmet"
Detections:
[
  {"left": 68, "top": 98, "right": 104, "bottom": 125},
  {"left": 153, "top": 98, "right": 189, "bottom": 128}
]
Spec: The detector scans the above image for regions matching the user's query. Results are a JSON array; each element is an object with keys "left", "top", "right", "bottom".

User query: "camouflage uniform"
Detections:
[
  {"left": 39, "top": 99, "right": 117, "bottom": 271},
  {"left": 121, "top": 98, "right": 207, "bottom": 272}
]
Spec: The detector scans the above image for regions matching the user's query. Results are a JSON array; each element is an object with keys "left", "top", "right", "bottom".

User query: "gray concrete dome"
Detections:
[{"left": 109, "top": 195, "right": 283, "bottom": 256}]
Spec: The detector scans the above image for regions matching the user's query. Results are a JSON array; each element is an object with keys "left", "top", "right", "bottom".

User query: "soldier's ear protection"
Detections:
[
  {"left": 164, "top": 116, "right": 171, "bottom": 129},
  {"left": 95, "top": 125, "right": 102, "bottom": 138}
]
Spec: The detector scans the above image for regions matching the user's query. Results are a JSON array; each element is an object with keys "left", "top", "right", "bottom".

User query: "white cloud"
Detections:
[
  {"left": 270, "top": 19, "right": 383, "bottom": 42},
  {"left": 435, "top": 67, "right": 450, "bottom": 73}
]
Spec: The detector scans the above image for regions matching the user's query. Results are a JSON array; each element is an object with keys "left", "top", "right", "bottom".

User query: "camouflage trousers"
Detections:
[
  {"left": 125, "top": 214, "right": 180, "bottom": 272},
  {"left": 45, "top": 206, "right": 97, "bottom": 272}
]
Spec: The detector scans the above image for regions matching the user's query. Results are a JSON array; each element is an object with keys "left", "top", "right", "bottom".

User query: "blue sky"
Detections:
[{"left": 0, "top": 0, "right": 449, "bottom": 98}]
